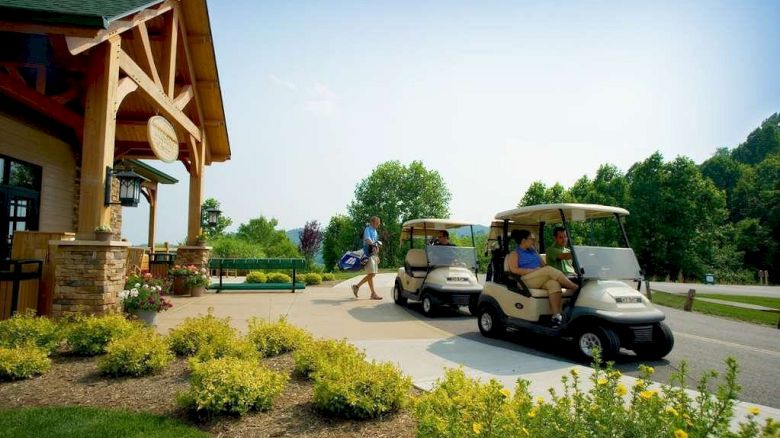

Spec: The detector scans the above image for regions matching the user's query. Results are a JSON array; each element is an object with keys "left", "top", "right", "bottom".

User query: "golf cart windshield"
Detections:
[
  {"left": 573, "top": 245, "right": 641, "bottom": 280},
  {"left": 425, "top": 246, "right": 477, "bottom": 270}
]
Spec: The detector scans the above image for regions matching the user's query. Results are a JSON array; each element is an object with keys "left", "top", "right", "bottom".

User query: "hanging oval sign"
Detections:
[{"left": 147, "top": 115, "right": 179, "bottom": 163}]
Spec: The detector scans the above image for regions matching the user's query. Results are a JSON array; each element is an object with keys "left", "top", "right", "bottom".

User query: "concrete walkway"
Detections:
[{"left": 156, "top": 273, "right": 779, "bottom": 425}]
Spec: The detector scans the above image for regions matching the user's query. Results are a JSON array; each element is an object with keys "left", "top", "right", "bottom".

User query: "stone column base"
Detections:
[
  {"left": 50, "top": 240, "right": 130, "bottom": 318},
  {"left": 176, "top": 246, "right": 212, "bottom": 269}
]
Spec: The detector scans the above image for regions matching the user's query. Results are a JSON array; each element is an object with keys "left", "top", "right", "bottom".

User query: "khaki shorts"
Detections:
[{"left": 365, "top": 255, "right": 379, "bottom": 274}]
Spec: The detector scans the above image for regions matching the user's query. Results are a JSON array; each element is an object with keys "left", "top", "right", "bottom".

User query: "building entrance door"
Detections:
[{"left": 0, "top": 156, "right": 41, "bottom": 262}]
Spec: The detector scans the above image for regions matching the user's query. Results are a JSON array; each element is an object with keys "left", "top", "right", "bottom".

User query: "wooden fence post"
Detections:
[{"left": 683, "top": 289, "right": 696, "bottom": 312}]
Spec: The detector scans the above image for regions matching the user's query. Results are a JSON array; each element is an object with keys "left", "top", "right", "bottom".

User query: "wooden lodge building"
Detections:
[{"left": 0, "top": 0, "right": 231, "bottom": 318}]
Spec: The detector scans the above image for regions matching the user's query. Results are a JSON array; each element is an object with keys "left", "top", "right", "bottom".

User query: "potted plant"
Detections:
[
  {"left": 169, "top": 265, "right": 191, "bottom": 295},
  {"left": 118, "top": 281, "right": 172, "bottom": 325},
  {"left": 94, "top": 225, "right": 113, "bottom": 242},
  {"left": 194, "top": 233, "right": 208, "bottom": 246},
  {"left": 186, "top": 267, "right": 210, "bottom": 297}
]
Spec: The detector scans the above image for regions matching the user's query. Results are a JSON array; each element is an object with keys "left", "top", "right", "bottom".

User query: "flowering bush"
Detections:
[
  {"left": 177, "top": 357, "right": 288, "bottom": 415},
  {"left": 245, "top": 271, "right": 267, "bottom": 283},
  {"left": 64, "top": 314, "right": 139, "bottom": 356},
  {"left": 321, "top": 273, "right": 336, "bottom": 281},
  {"left": 168, "top": 309, "right": 239, "bottom": 357},
  {"left": 119, "top": 282, "right": 172, "bottom": 313},
  {"left": 246, "top": 317, "right": 312, "bottom": 357},
  {"left": 266, "top": 272, "right": 292, "bottom": 283},
  {"left": 0, "top": 311, "right": 61, "bottom": 354},
  {"left": 98, "top": 329, "right": 173, "bottom": 377},
  {"left": 293, "top": 338, "right": 365, "bottom": 379},
  {"left": 185, "top": 267, "right": 210, "bottom": 288},
  {"left": 0, "top": 345, "right": 51, "bottom": 380},
  {"left": 169, "top": 265, "right": 191, "bottom": 277},
  {"left": 302, "top": 273, "right": 322, "bottom": 285},
  {"left": 413, "top": 355, "right": 779, "bottom": 438}
]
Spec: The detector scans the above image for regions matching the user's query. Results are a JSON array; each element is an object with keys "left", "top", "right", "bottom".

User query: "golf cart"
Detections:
[
  {"left": 476, "top": 204, "right": 674, "bottom": 361},
  {"left": 393, "top": 219, "right": 483, "bottom": 316}
]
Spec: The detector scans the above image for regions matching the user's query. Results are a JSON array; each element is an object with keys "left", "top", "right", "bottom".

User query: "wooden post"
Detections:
[
  {"left": 187, "top": 139, "right": 204, "bottom": 245},
  {"left": 77, "top": 37, "right": 120, "bottom": 238},
  {"left": 683, "top": 288, "right": 696, "bottom": 312},
  {"left": 147, "top": 185, "right": 157, "bottom": 254}
]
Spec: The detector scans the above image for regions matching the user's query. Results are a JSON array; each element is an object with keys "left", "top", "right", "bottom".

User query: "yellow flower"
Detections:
[
  {"left": 597, "top": 377, "right": 608, "bottom": 385},
  {"left": 528, "top": 407, "right": 538, "bottom": 418},
  {"left": 634, "top": 379, "right": 645, "bottom": 388},
  {"left": 674, "top": 429, "right": 688, "bottom": 438},
  {"left": 570, "top": 368, "right": 579, "bottom": 377},
  {"left": 749, "top": 406, "right": 760, "bottom": 416},
  {"left": 500, "top": 388, "right": 511, "bottom": 398},
  {"left": 647, "top": 366, "right": 655, "bottom": 375},
  {"left": 535, "top": 396, "right": 545, "bottom": 405},
  {"left": 665, "top": 406, "right": 679, "bottom": 416},
  {"left": 616, "top": 384, "right": 628, "bottom": 396},
  {"left": 610, "top": 370, "right": 622, "bottom": 378},
  {"left": 639, "top": 390, "right": 657, "bottom": 400},
  {"left": 472, "top": 422, "right": 482, "bottom": 434}
]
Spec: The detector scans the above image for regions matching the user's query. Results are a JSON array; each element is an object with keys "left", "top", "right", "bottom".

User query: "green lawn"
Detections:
[
  {"left": 651, "top": 291, "right": 780, "bottom": 327},
  {"left": 0, "top": 407, "right": 207, "bottom": 438}
]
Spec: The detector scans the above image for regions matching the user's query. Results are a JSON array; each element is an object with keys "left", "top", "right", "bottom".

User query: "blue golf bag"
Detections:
[{"left": 338, "top": 249, "right": 367, "bottom": 271}]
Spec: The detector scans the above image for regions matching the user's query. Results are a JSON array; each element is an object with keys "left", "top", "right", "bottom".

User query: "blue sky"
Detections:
[{"left": 122, "top": 0, "right": 780, "bottom": 245}]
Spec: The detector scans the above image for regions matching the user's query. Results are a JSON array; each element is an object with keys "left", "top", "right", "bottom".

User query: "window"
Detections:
[{"left": 0, "top": 155, "right": 42, "bottom": 261}]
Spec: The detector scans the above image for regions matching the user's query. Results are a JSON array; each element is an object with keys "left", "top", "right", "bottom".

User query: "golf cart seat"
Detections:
[
  {"left": 502, "top": 257, "right": 575, "bottom": 298},
  {"left": 404, "top": 249, "right": 428, "bottom": 278}
]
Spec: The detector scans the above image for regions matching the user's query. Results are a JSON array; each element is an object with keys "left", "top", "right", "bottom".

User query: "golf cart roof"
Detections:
[
  {"left": 400, "top": 218, "right": 475, "bottom": 240},
  {"left": 495, "top": 203, "right": 629, "bottom": 225}
]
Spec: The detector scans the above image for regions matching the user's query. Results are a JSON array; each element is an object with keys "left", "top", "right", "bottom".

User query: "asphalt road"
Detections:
[
  {"left": 650, "top": 281, "right": 780, "bottom": 298},
  {"left": 397, "top": 301, "right": 780, "bottom": 409}
]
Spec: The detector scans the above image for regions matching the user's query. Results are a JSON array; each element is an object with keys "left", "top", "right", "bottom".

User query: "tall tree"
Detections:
[
  {"left": 730, "top": 113, "right": 780, "bottom": 165},
  {"left": 348, "top": 161, "right": 451, "bottom": 267},
  {"left": 236, "top": 216, "right": 300, "bottom": 258},
  {"left": 200, "top": 198, "right": 232, "bottom": 238},
  {"left": 298, "top": 220, "right": 324, "bottom": 268},
  {"left": 322, "top": 215, "right": 359, "bottom": 271}
]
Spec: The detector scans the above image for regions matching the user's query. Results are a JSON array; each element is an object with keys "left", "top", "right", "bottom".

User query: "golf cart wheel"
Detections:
[
  {"left": 468, "top": 297, "right": 479, "bottom": 316},
  {"left": 393, "top": 283, "right": 407, "bottom": 306},
  {"left": 575, "top": 325, "right": 620, "bottom": 362},
  {"left": 421, "top": 294, "right": 436, "bottom": 317},
  {"left": 633, "top": 322, "right": 674, "bottom": 360},
  {"left": 478, "top": 306, "right": 505, "bottom": 338}
]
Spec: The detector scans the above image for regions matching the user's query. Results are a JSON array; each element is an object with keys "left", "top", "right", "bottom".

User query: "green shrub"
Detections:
[
  {"left": 302, "top": 273, "right": 322, "bottom": 285},
  {"left": 98, "top": 329, "right": 173, "bottom": 377},
  {"left": 178, "top": 357, "right": 288, "bottom": 415},
  {"left": 191, "top": 337, "right": 259, "bottom": 364},
  {"left": 293, "top": 338, "right": 365, "bottom": 379},
  {"left": 0, "top": 346, "right": 51, "bottom": 380},
  {"left": 209, "top": 236, "right": 266, "bottom": 259},
  {"left": 313, "top": 354, "right": 411, "bottom": 419},
  {"left": 64, "top": 314, "right": 139, "bottom": 356},
  {"left": 245, "top": 271, "right": 267, "bottom": 283},
  {"left": 413, "top": 358, "right": 780, "bottom": 438},
  {"left": 246, "top": 317, "right": 311, "bottom": 357},
  {"left": 266, "top": 272, "right": 292, "bottom": 283},
  {"left": 321, "top": 273, "right": 335, "bottom": 281},
  {"left": 0, "top": 311, "right": 61, "bottom": 354},
  {"left": 167, "top": 310, "right": 238, "bottom": 357}
]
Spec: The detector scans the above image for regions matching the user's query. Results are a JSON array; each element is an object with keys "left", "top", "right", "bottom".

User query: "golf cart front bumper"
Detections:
[
  {"left": 424, "top": 284, "right": 483, "bottom": 306},
  {"left": 574, "top": 308, "right": 666, "bottom": 324}
]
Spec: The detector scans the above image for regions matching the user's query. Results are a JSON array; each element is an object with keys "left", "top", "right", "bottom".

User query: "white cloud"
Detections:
[
  {"left": 304, "top": 81, "right": 339, "bottom": 117},
  {"left": 268, "top": 74, "right": 297, "bottom": 91}
]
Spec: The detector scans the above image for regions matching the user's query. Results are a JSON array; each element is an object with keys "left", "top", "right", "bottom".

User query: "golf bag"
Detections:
[{"left": 338, "top": 249, "right": 367, "bottom": 271}]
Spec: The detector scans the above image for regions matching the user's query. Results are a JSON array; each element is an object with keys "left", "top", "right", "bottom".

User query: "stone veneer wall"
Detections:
[
  {"left": 109, "top": 178, "right": 122, "bottom": 240},
  {"left": 176, "top": 246, "right": 212, "bottom": 269},
  {"left": 51, "top": 242, "right": 128, "bottom": 317}
]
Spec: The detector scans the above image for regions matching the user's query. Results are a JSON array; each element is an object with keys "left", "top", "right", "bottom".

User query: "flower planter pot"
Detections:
[
  {"left": 134, "top": 309, "right": 157, "bottom": 325},
  {"left": 172, "top": 275, "right": 190, "bottom": 295},
  {"left": 95, "top": 231, "right": 113, "bottom": 242},
  {"left": 190, "top": 285, "right": 206, "bottom": 297}
]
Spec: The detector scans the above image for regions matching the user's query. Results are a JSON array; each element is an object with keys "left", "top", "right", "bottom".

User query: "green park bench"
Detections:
[{"left": 208, "top": 258, "right": 306, "bottom": 293}]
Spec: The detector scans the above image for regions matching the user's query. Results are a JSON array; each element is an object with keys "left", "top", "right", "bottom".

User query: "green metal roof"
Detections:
[
  {"left": 0, "top": 0, "right": 164, "bottom": 28},
  {"left": 122, "top": 159, "right": 178, "bottom": 185}
]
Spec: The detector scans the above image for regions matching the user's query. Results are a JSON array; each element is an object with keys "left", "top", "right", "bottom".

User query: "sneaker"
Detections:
[
  {"left": 351, "top": 285, "right": 359, "bottom": 298},
  {"left": 551, "top": 314, "right": 563, "bottom": 328}
]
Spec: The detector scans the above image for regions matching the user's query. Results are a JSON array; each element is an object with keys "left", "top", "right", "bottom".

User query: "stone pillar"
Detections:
[
  {"left": 176, "top": 246, "right": 211, "bottom": 269},
  {"left": 51, "top": 240, "right": 129, "bottom": 317}
]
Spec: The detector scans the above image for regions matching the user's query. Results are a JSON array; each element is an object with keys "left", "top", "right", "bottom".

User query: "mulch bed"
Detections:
[{"left": 0, "top": 353, "right": 418, "bottom": 438}]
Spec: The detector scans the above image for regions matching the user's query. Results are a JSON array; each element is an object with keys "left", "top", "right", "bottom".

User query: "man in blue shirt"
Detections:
[{"left": 352, "top": 216, "right": 383, "bottom": 300}]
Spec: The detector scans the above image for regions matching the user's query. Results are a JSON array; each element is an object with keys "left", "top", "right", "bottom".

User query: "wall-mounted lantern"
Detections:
[
  {"left": 104, "top": 166, "right": 149, "bottom": 207},
  {"left": 205, "top": 207, "right": 222, "bottom": 227}
]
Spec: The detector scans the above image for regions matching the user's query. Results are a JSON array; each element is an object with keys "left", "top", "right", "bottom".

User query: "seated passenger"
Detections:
[
  {"left": 505, "top": 229, "right": 578, "bottom": 327},
  {"left": 433, "top": 230, "right": 455, "bottom": 246},
  {"left": 546, "top": 226, "right": 575, "bottom": 275}
]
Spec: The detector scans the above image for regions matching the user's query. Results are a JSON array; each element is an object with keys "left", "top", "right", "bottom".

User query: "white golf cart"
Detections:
[
  {"left": 393, "top": 219, "right": 483, "bottom": 317},
  {"left": 477, "top": 204, "right": 674, "bottom": 361}
]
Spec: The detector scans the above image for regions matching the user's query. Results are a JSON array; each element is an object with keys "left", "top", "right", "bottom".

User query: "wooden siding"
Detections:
[{"left": 0, "top": 112, "right": 77, "bottom": 233}]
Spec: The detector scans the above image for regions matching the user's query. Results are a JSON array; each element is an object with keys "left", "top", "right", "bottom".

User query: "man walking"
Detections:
[{"left": 352, "top": 216, "right": 383, "bottom": 300}]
